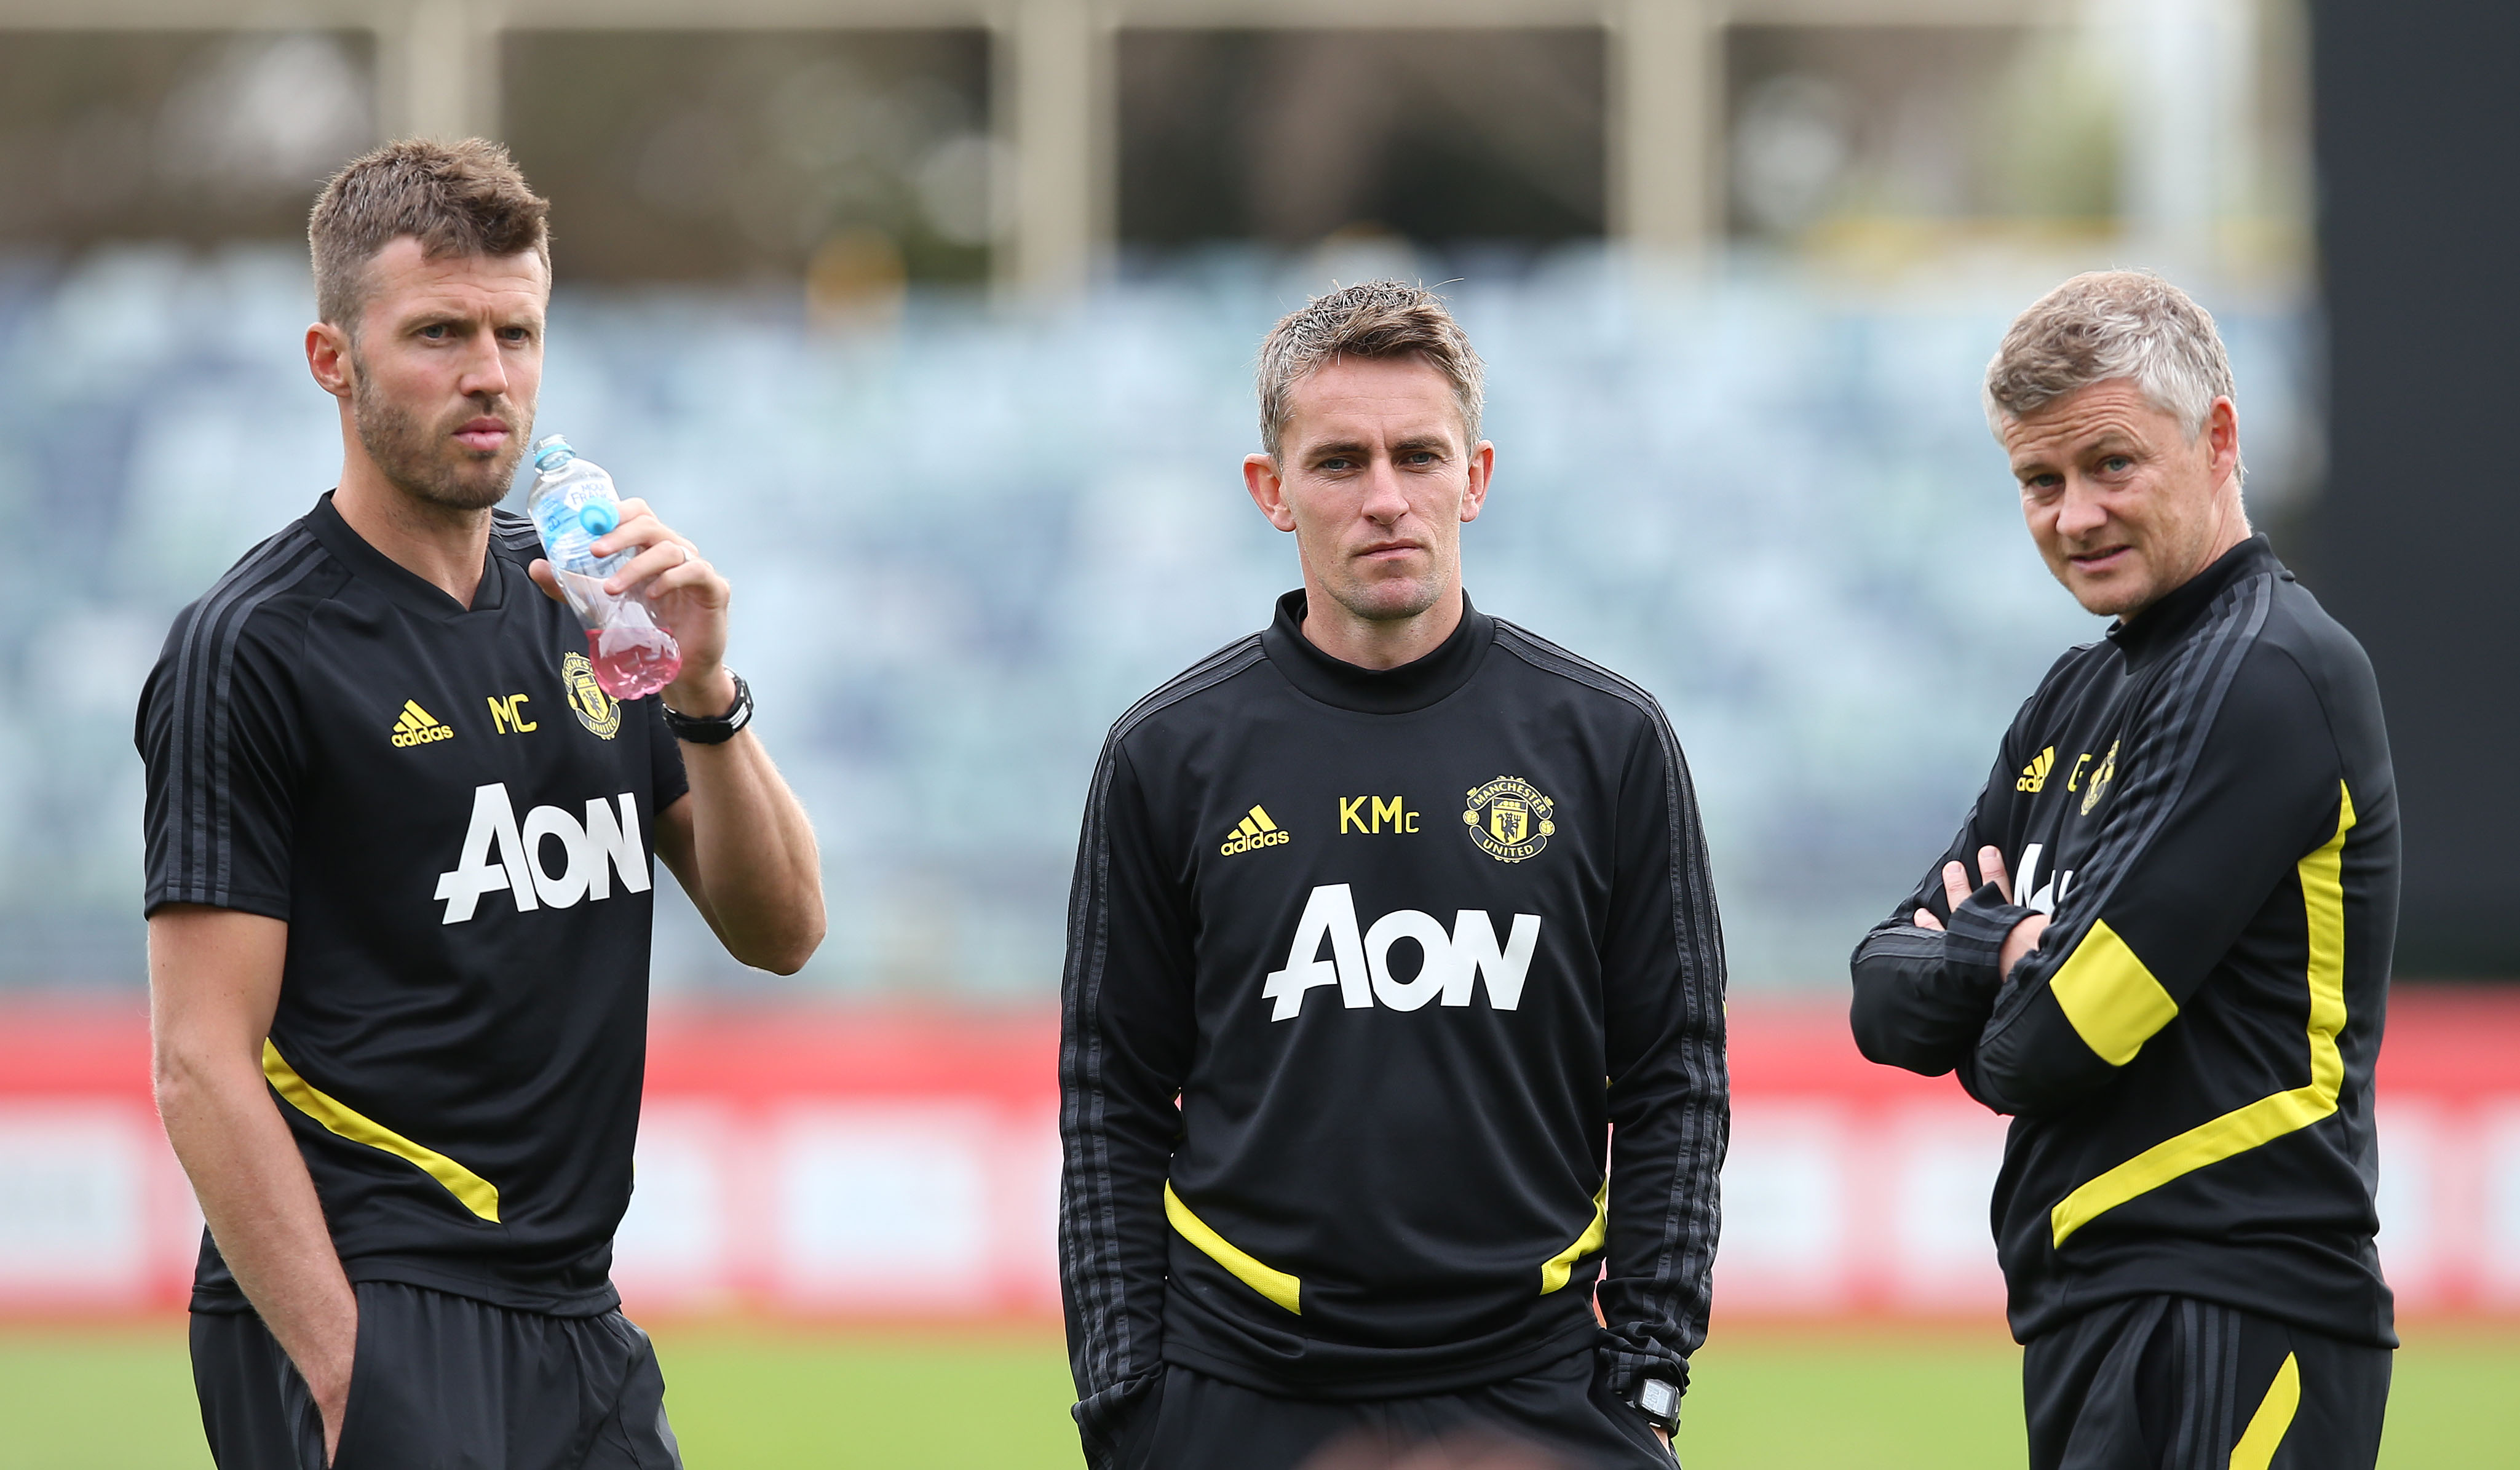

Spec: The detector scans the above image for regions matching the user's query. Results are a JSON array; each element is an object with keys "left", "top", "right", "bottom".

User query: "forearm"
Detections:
[
  {"left": 1849, "top": 896, "right": 2024, "bottom": 1076},
  {"left": 156, "top": 1050, "right": 355, "bottom": 1394},
  {"left": 675, "top": 724, "right": 825, "bottom": 974}
]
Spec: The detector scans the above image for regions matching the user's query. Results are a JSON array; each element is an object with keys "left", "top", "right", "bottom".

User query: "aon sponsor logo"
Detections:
[
  {"left": 434, "top": 782, "right": 651, "bottom": 924},
  {"left": 1261, "top": 883, "right": 1541, "bottom": 1022}
]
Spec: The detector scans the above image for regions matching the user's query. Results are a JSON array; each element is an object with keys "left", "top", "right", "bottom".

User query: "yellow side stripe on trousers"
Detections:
[
  {"left": 2230, "top": 1352, "right": 2300, "bottom": 1470},
  {"left": 1540, "top": 1180, "right": 1609, "bottom": 1295},
  {"left": 1165, "top": 1182, "right": 1299, "bottom": 1314},
  {"left": 263, "top": 1040, "right": 501, "bottom": 1223},
  {"left": 2051, "top": 784, "right": 2355, "bottom": 1247}
]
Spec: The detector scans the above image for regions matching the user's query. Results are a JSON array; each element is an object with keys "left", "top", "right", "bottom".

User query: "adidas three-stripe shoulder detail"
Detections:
[{"left": 157, "top": 526, "right": 329, "bottom": 910}]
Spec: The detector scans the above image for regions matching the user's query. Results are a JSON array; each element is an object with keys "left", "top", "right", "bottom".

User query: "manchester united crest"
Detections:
[
  {"left": 563, "top": 652, "right": 621, "bottom": 740},
  {"left": 1463, "top": 776, "right": 1555, "bottom": 862}
]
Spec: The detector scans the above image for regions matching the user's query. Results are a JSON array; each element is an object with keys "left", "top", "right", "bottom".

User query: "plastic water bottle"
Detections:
[{"left": 525, "top": 435, "right": 683, "bottom": 700}]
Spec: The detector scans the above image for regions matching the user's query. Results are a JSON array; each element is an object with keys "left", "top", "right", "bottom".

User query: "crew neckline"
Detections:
[
  {"left": 307, "top": 491, "right": 509, "bottom": 621},
  {"left": 1261, "top": 589, "right": 1494, "bottom": 715}
]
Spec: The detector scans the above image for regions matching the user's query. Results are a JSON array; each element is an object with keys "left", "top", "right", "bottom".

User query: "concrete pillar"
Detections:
[
  {"left": 1610, "top": 0, "right": 1720, "bottom": 261},
  {"left": 2114, "top": 0, "right": 2253, "bottom": 279},
  {"left": 379, "top": 0, "right": 502, "bottom": 144},
  {"left": 999, "top": 0, "right": 1101, "bottom": 299}
]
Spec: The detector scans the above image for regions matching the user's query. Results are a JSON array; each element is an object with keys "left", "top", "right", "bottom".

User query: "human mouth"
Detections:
[
  {"left": 1355, "top": 539, "right": 1424, "bottom": 563},
  {"left": 2068, "top": 545, "right": 2132, "bottom": 575},
  {"left": 453, "top": 416, "right": 510, "bottom": 454}
]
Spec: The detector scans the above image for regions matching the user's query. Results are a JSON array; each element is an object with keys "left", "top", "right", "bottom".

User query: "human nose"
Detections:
[
  {"left": 455, "top": 326, "right": 510, "bottom": 400},
  {"left": 1359, "top": 456, "right": 1411, "bottom": 525},
  {"left": 2054, "top": 477, "right": 2109, "bottom": 541}
]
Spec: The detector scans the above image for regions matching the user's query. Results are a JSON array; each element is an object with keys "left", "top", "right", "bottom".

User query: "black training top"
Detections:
[
  {"left": 1058, "top": 590, "right": 1729, "bottom": 1466},
  {"left": 1850, "top": 536, "right": 2399, "bottom": 1348},
  {"left": 137, "top": 493, "right": 687, "bottom": 1316}
]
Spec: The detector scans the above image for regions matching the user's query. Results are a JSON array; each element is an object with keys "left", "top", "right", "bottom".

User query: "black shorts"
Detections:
[
  {"left": 2023, "top": 1294, "right": 2390, "bottom": 1470},
  {"left": 1109, "top": 1350, "right": 1675, "bottom": 1470},
  {"left": 191, "top": 1281, "right": 682, "bottom": 1470}
]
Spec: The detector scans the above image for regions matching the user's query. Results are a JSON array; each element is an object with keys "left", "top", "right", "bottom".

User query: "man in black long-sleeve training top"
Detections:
[
  {"left": 1850, "top": 271, "right": 2398, "bottom": 1470},
  {"left": 1059, "top": 282, "right": 1728, "bottom": 1470}
]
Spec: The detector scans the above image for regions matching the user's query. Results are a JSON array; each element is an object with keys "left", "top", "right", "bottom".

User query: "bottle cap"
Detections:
[
  {"left": 533, "top": 435, "right": 576, "bottom": 471},
  {"left": 579, "top": 503, "right": 619, "bottom": 537}
]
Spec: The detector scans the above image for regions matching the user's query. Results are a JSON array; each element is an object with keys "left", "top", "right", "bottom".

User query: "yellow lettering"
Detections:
[
  {"left": 1404, "top": 811, "right": 1419, "bottom": 833},
  {"left": 1339, "top": 797, "right": 1368, "bottom": 833},
  {"left": 486, "top": 694, "right": 538, "bottom": 735},
  {"left": 1373, "top": 796, "right": 1406, "bottom": 832},
  {"left": 2067, "top": 752, "right": 2092, "bottom": 792}
]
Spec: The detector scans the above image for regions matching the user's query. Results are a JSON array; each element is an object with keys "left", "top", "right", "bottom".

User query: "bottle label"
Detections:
[{"left": 531, "top": 482, "right": 625, "bottom": 576}]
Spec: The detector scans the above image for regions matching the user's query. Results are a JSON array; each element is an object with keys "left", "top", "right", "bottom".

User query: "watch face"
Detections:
[{"left": 1639, "top": 1379, "right": 1678, "bottom": 1418}]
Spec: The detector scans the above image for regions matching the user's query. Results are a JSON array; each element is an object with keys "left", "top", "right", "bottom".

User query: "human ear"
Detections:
[
  {"left": 1459, "top": 441, "right": 1494, "bottom": 523},
  {"left": 1243, "top": 452, "right": 1298, "bottom": 533},
  {"left": 2205, "top": 397, "right": 2241, "bottom": 489},
  {"left": 305, "top": 322, "right": 354, "bottom": 402}
]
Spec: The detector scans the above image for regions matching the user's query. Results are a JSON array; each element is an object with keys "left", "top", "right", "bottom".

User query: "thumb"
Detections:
[{"left": 528, "top": 558, "right": 565, "bottom": 603}]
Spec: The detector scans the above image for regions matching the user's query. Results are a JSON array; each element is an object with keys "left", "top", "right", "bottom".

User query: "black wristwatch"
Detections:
[
  {"left": 1629, "top": 1376, "right": 1680, "bottom": 1436},
  {"left": 662, "top": 670, "right": 753, "bottom": 744}
]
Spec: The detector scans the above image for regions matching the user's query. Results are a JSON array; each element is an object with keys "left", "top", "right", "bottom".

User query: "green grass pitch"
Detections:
[{"left": 3, "top": 1322, "right": 2511, "bottom": 1468}]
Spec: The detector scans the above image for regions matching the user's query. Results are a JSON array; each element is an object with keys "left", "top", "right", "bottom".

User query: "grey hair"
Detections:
[
  {"left": 1256, "top": 280, "right": 1484, "bottom": 459},
  {"left": 1984, "top": 270, "right": 2236, "bottom": 445}
]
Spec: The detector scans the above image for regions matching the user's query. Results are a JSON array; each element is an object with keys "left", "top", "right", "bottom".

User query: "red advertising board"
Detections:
[{"left": 2, "top": 989, "right": 2513, "bottom": 1322}]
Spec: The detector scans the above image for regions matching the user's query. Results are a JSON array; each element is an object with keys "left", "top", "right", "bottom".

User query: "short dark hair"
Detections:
[
  {"left": 1255, "top": 280, "right": 1484, "bottom": 458},
  {"left": 308, "top": 137, "right": 552, "bottom": 330}
]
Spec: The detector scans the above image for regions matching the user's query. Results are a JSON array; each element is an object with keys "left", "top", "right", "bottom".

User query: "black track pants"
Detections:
[
  {"left": 191, "top": 1281, "right": 682, "bottom": 1470},
  {"left": 1110, "top": 1350, "right": 1676, "bottom": 1470},
  {"left": 2023, "top": 1295, "right": 2390, "bottom": 1470}
]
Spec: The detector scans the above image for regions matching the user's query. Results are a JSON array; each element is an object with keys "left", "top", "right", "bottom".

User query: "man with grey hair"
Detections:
[
  {"left": 1850, "top": 270, "right": 2398, "bottom": 1469},
  {"left": 1060, "top": 280, "right": 1727, "bottom": 1469}
]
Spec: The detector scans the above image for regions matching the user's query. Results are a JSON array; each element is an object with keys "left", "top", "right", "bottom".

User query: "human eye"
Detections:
[
  {"left": 2099, "top": 454, "right": 2134, "bottom": 474},
  {"left": 418, "top": 322, "right": 451, "bottom": 341}
]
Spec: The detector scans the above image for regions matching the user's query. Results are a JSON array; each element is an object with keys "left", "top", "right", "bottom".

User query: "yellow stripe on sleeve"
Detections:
[
  {"left": 2050, "top": 785, "right": 2356, "bottom": 1247},
  {"left": 1165, "top": 1182, "right": 1299, "bottom": 1314},
  {"left": 263, "top": 1040, "right": 501, "bottom": 1223},
  {"left": 2050, "top": 918, "right": 2179, "bottom": 1067},
  {"left": 2230, "top": 1353, "right": 2301, "bottom": 1470},
  {"left": 1540, "top": 1179, "right": 1610, "bottom": 1295}
]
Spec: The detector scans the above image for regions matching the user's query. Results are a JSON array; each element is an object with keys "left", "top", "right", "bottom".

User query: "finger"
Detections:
[
  {"left": 526, "top": 558, "right": 565, "bottom": 603},
  {"left": 590, "top": 512, "right": 672, "bottom": 560},
  {"left": 1940, "top": 860, "right": 1972, "bottom": 913},
  {"left": 1979, "top": 845, "right": 2011, "bottom": 903},
  {"left": 644, "top": 558, "right": 726, "bottom": 603},
  {"left": 1913, "top": 908, "right": 1944, "bottom": 931},
  {"left": 603, "top": 539, "right": 693, "bottom": 595}
]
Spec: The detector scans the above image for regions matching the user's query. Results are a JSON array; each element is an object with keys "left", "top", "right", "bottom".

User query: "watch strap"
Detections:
[{"left": 662, "top": 671, "right": 752, "bottom": 744}]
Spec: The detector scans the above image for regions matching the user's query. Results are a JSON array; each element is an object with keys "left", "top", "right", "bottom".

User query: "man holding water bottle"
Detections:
[{"left": 138, "top": 138, "right": 824, "bottom": 1469}]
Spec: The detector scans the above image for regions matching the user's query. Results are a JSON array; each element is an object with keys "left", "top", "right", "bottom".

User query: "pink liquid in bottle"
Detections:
[{"left": 588, "top": 624, "right": 683, "bottom": 701}]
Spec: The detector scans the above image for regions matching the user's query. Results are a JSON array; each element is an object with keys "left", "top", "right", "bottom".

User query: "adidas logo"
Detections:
[
  {"left": 392, "top": 700, "right": 456, "bottom": 749},
  {"left": 1219, "top": 805, "right": 1290, "bottom": 857},
  {"left": 2017, "top": 745, "right": 2054, "bottom": 793}
]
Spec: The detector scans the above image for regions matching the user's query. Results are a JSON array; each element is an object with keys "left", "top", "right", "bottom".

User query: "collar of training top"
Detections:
[
  {"left": 307, "top": 490, "right": 509, "bottom": 621},
  {"left": 2106, "top": 532, "right": 2286, "bottom": 663},
  {"left": 1262, "top": 587, "right": 1496, "bottom": 715}
]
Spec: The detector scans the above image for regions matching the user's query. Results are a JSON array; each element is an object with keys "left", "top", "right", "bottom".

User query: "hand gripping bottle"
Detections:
[{"left": 526, "top": 435, "right": 683, "bottom": 700}]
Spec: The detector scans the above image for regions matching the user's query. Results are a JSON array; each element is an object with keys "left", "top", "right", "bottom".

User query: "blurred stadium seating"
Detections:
[{"left": 0, "top": 247, "right": 2318, "bottom": 995}]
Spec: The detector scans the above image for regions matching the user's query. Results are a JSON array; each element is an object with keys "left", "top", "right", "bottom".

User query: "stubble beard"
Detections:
[
  {"left": 1323, "top": 554, "right": 1450, "bottom": 626},
  {"left": 350, "top": 354, "right": 531, "bottom": 514}
]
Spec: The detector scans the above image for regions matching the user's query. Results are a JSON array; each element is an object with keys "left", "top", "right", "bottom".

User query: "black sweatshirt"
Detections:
[
  {"left": 1850, "top": 536, "right": 2399, "bottom": 1348},
  {"left": 1058, "top": 592, "right": 1728, "bottom": 1464}
]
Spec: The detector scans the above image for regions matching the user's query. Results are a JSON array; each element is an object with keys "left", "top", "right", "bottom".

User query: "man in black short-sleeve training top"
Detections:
[
  {"left": 1058, "top": 282, "right": 1729, "bottom": 1470},
  {"left": 139, "top": 139, "right": 824, "bottom": 1469},
  {"left": 1850, "top": 272, "right": 2398, "bottom": 1470}
]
